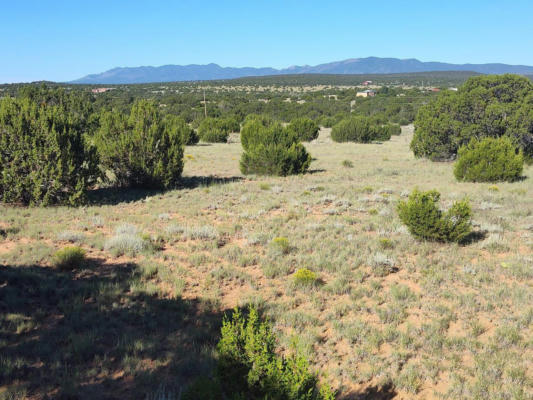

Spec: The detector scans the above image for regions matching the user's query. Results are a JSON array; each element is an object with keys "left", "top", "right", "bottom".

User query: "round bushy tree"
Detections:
[
  {"left": 0, "top": 97, "right": 99, "bottom": 206},
  {"left": 287, "top": 117, "right": 319, "bottom": 141},
  {"left": 397, "top": 189, "right": 472, "bottom": 243},
  {"left": 412, "top": 74, "right": 533, "bottom": 161},
  {"left": 240, "top": 121, "right": 311, "bottom": 176},
  {"left": 454, "top": 137, "right": 523, "bottom": 182},
  {"left": 164, "top": 114, "right": 198, "bottom": 145},
  {"left": 331, "top": 116, "right": 380, "bottom": 143},
  {"left": 240, "top": 114, "right": 273, "bottom": 149},
  {"left": 95, "top": 100, "right": 184, "bottom": 189},
  {"left": 198, "top": 117, "right": 240, "bottom": 143}
]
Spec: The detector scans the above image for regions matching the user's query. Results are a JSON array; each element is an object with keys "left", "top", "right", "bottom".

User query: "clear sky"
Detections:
[{"left": 1, "top": 0, "right": 532, "bottom": 83}]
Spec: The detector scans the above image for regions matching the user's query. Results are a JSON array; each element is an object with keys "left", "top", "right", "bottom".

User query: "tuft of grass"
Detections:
[
  {"left": 369, "top": 252, "right": 396, "bottom": 276},
  {"left": 53, "top": 246, "right": 86, "bottom": 270},
  {"left": 341, "top": 160, "right": 354, "bottom": 168},
  {"left": 114, "top": 223, "right": 139, "bottom": 235},
  {"left": 186, "top": 225, "right": 219, "bottom": 240},
  {"left": 259, "top": 183, "right": 271, "bottom": 190},
  {"left": 56, "top": 230, "right": 85, "bottom": 243},
  {"left": 378, "top": 237, "right": 395, "bottom": 249},
  {"left": 105, "top": 233, "right": 147, "bottom": 257}
]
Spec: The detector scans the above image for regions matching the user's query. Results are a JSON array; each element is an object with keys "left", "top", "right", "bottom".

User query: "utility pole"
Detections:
[{"left": 203, "top": 88, "right": 207, "bottom": 118}]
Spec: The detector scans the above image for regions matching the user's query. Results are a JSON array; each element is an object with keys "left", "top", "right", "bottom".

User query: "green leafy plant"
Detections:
[
  {"left": 454, "top": 137, "right": 523, "bottom": 182},
  {"left": 397, "top": 189, "right": 472, "bottom": 243},
  {"left": 53, "top": 246, "right": 87, "bottom": 270}
]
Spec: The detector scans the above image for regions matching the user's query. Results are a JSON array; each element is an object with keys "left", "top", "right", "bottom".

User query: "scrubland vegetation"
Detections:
[{"left": 1, "top": 73, "right": 532, "bottom": 399}]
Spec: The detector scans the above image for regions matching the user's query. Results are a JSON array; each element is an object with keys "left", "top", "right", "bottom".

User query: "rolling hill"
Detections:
[{"left": 71, "top": 57, "right": 533, "bottom": 84}]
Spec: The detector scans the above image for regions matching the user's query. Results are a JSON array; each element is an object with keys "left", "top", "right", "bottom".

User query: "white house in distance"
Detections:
[
  {"left": 356, "top": 89, "right": 376, "bottom": 98},
  {"left": 91, "top": 87, "right": 113, "bottom": 94}
]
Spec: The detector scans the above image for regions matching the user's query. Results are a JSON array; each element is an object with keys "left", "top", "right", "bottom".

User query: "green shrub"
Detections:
[
  {"left": 373, "top": 125, "right": 393, "bottom": 141},
  {"left": 164, "top": 114, "right": 198, "bottom": 145},
  {"left": 95, "top": 100, "right": 184, "bottom": 189},
  {"left": 240, "top": 121, "right": 311, "bottom": 176},
  {"left": 271, "top": 236, "right": 290, "bottom": 255},
  {"left": 53, "top": 246, "right": 86, "bottom": 270},
  {"left": 454, "top": 137, "right": 523, "bottom": 182},
  {"left": 198, "top": 117, "right": 240, "bottom": 143},
  {"left": 331, "top": 116, "right": 388, "bottom": 143},
  {"left": 412, "top": 74, "right": 533, "bottom": 161},
  {"left": 216, "top": 306, "right": 334, "bottom": 399},
  {"left": 287, "top": 117, "right": 319, "bottom": 141},
  {"left": 240, "top": 114, "right": 274, "bottom": 149},
  {"left": 293, "top": 268, "right": 319, "bottom": 287},
  {"left": 399, "top": 118, "right": 410, "bottom": 126},
  {"left": 0, "top": 97, "right": 99, "bottom": 206},
  {"left": 397, "top": 189, "right": 472, "bottom": 243},
  {"left": 341, "top": 160, "right": 354, "bottom": 168},
  {"left": 319, "top": 116, "right": 337, "bottom": 128},
  {"left": 388, "top": 123, "right": 402, "bottom": 135}
]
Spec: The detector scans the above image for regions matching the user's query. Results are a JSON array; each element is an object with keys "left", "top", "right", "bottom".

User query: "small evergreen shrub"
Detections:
[
  {"left": 198, "top": 117, "right": 240, "bottom": 143},
  {"left": 240, "top": 114, "right": 274, "bottom": 150},
  {"left": 373, "top": 125, "right": 393, "bottom": 141},
  {"left": 454, "top": 137, "right": 524, "bottom": 182},
  {"left": 397, "top": 189, "right": 472, "bottom": 243},
  {"left": 215, "top": 306, "right": 334, "bottom": 399},
  {"left": 319, "top": 116, "right": 336, "bottom": 128},
  {"left": 387, "top": 123, "right": 402, "bottom": 135},
  {"left": 287, "top": 117, "right": 320, "bottom": 142},
  {"left": 293, "top": 268, "right": 319, "bottom": 287},
  {"left": 95, "top": 100, "right": 184, "bottom": 189},
  {"left": 331, "top": 116, "right": 389, "bottom": 143},
  {"left": 240, "top": 122, "right": 311, "bottom": 176},
  {"left": 53, "top": 246, "right": 86, "bottom": 270},
  {"left": 164, "top": 114, "right": 198, "bottom": 145}
]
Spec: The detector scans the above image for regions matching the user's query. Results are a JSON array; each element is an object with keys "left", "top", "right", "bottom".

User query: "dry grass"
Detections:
[{"left": 1, "top": 126, "right": 532, "bottom": 399}]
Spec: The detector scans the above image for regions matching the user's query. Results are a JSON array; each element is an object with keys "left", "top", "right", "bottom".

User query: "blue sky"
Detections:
[{"left": 1, "top": 0, "right": 532, "bottom": 83}]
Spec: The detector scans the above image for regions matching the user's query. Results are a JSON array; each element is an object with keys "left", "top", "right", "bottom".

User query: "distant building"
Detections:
[
  {"left": 91, "top": 87, "right": 113, "bottom": 94},
  {"left": 356, "top": 89, "right": 376, "bottom": 98},
  {"left": 449, "top": 87, "right": 459, "bottom": 91},
  {"left": 362, "top": 80, "right": 373, "bottom": 86},
  {"left": 430, "top": 88, "right": 441, "bottom": 92}
]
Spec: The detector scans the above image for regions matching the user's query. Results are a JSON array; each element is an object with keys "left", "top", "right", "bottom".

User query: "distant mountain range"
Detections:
[{"left": 71, "top": 57, "right": 533, "bottom": 84}]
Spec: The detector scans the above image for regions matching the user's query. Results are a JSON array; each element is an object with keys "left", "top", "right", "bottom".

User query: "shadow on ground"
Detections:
[
  {"left": 460, "top": 229, "right": 488, "bottom": 245},
  {"left": 341, "top": 383, "right": 398, "bottom": 399},
  {"left": 87, "top": 176, "right": 243, "bottom": 205},
  {"left": 0, "top": 260, "right": 225, "bottom": 399}
]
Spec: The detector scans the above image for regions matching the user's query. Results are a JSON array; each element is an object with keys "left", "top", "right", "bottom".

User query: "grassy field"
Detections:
[{"left": 1, "top": 126, "right": 532, "bottom": 399}]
